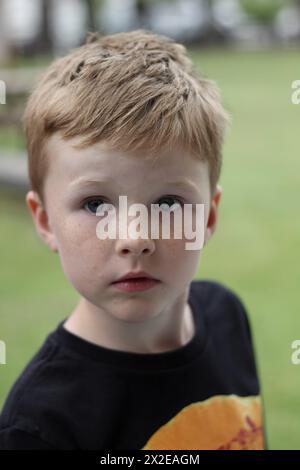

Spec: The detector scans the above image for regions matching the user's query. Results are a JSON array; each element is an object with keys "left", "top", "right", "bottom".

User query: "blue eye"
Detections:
[
  {"left": 83, "top": 198, "right": 107, "bottom": 214},
  {"left": 157, "top": 196, "right": 183, "bottom": 210}
]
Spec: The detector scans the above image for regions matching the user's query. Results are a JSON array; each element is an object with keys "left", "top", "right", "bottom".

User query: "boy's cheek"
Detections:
[
  {"left": 57, "top": 254, "right": 106, "bottom": 299},
  {"left": 34, "top": 222, "right": 59, "bottom": 253}
]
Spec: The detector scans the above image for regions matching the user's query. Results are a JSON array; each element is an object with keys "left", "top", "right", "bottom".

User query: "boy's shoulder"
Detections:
[
  {"left": 0, "top": 333, "right": 68, "bottom": 448},
  {"left": 0, "top": 324, "right": 98, "bottom": 449},
  {"left": 190, "top": 278, "right": 256, "bottom": 358},
  {"left": 191, "top": 277, "right": 247, "bottom": 304},
  {"left": 190, "top": 278, "right": 251, "bottom": 329}
]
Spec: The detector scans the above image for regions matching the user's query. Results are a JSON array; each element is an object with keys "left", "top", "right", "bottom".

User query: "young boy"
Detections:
[{"left": 0, "top": 29, "right": 267, "bottom": 450}]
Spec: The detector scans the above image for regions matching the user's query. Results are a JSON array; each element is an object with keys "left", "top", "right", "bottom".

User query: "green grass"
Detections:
[
  {"left": 1, "top": 48, "right": 300, "bottom": 449},
  {"left": 0, "top": 127, "right": 25, "bottom": 151}
]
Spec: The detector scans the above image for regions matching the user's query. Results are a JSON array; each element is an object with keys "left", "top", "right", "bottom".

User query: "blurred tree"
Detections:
[
  {"left": 135, "top": 0, "right": 151, "bottom": 28},
  {"left": 239, "top": 0, "right": 287, "bottom": 44},
  {"left": 201, "top": 0, "right": 228, "bottom": 44},
  {"left": 293, "top": 0, "right": 300, "bottom": 41},
  {"left": 86, "top": 0, "right": 97, "bottom": 31},
  {"left": 83, "top": 0, "right": 107, "bottom": 39},
  {"left": 0, "top": 0, "right": 10, "bottom": 63},
  {"left": 133, "top": 0, "right": 228, "bottom": 45},
  {"left": 294, "top": 0, "right": 300, "bottom": 25},
  {"left": 0, "top": 0, "right": 22, "bottom": 64},
  {"left": 240, "top": 0, "right": 285, "bottom": 25},
  {"left": 36, "top": 0, "right": 54, "bottom": 54}
]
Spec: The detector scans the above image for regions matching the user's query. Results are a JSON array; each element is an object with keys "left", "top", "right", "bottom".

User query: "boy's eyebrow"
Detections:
[
  {"left": 69, "top": 177, "right": 114, "bottom": 188},
  {"left": 69, "top": 177, "right": 200, "bottom": 193},
  {"left": 166, "top": 179, "right": 200, "bottom": 193}
]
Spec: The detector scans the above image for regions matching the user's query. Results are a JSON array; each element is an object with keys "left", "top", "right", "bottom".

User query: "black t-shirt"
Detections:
[{"left": 0, "top": 280, "right": 267, "bottom": 450}]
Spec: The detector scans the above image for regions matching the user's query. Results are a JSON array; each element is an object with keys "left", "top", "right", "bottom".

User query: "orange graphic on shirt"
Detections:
[{"left": 142, "top": 394, "right": 265, "bottom": 450}]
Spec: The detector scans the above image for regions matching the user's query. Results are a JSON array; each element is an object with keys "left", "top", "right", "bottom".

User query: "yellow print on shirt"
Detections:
[{"left": 142, "top": 394, "right": 265, "bottom": 450}]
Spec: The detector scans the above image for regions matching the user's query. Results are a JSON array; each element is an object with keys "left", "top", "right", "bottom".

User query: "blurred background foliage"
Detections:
[{"left": 240, "top": 0, "right": 287, "bottom": 25}]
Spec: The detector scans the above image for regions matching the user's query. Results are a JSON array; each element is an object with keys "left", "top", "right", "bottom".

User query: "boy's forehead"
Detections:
[{"left": 44, "top": 132, "right": 210, "bottom": 190}]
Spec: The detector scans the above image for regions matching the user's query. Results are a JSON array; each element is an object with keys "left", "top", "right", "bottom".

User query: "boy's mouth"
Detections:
[
  {"left": 111, "top": 277, "right": 161, "bottom": 293},
  {"left": 112, "top": 271, "right": 159, "bottom": 283},
  {"left": 111, "top": 271, "right": 161, "bottom": 292}
]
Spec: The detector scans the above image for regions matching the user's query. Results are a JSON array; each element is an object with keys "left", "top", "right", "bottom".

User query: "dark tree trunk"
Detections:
[
  {"left": 295, "top": 0, "right": 300, "bottom": 40},
  {"left": 37, "top": 0, "right": 54, "bottom": 54},
  {"left": 135, "top": 0, "right": 150, "bottom": 29},
  {"left": 201, "top": 0, "right": 227, "bottom": 45},
  {"left": 86, "top": 0, "right": 97, "bottom": 31}
]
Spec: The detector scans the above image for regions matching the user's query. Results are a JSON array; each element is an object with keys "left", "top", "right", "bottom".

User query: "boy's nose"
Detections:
[{"left": 115, "top": 236, "right": 155, "bottom": 257}]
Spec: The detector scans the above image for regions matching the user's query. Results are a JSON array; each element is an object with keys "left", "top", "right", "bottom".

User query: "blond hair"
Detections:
[{"left": 23, "top": 29, "right": 230, "bottom": 206}]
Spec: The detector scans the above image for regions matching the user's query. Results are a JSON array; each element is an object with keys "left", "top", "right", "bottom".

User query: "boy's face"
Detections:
[{"left": 26, "top": 133, "right": 222, "bottom": 323}]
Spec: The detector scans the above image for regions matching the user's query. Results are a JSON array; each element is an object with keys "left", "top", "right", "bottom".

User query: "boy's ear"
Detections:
[
  {"left": 204, "top": 184, "right": 223, "bottom": 246},
  {"left": 25, "top": 190, "right": 58, "bottom": 253}
]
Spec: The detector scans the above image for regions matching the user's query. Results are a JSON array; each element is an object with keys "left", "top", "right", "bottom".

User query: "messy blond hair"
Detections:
[{"left": 23, "top": 29, "right": 230, "bottom": 206}]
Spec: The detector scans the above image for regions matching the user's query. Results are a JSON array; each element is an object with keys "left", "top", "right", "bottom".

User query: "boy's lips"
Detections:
[
  {"left": 111, "top": 271, "right": 159, "bottom": 283},
  {"left": 111, "top": 278, "right": 161, "bottom": 292},
  {"left": 110, "top": 271, "right": 161, "bottom": 292}
]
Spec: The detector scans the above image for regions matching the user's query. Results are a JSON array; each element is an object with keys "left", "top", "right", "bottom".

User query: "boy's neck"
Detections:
[{"left": 63, "top": 294, "right": 196, "bottom": 355}]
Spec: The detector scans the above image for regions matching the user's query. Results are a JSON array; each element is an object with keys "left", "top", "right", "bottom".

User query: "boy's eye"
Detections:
[
  {"left": 83, "top": 198, "right": 107, "bottom": 214},
  {"left": 82, "top": 195, "right": 184, "bottom": 215},
  {"left": 156, "top": 196, "right": 183, "bottom": 210}
]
